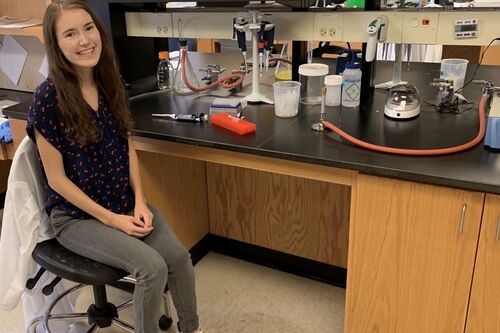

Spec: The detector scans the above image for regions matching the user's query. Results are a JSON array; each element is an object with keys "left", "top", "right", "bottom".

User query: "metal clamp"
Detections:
[
  {"left": 431, "top": 78, "right": 455, "bottom": 105},
  {"left": 473, "top": 80, "right": 500, "bottom": 99}
]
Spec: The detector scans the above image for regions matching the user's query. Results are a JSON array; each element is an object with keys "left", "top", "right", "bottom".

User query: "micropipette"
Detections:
[{"left": 152, "top": 113, "right": 209, "bottom": 122}]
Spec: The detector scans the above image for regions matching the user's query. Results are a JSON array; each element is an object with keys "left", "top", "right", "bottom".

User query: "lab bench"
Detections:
[{"left": 4, "top": 61, "right": 500, "bottom": 333}]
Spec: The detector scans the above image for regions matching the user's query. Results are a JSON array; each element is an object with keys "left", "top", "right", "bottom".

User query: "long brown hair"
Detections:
[{"left": 43, "top": 0, "right": 133, "bottom": 145}]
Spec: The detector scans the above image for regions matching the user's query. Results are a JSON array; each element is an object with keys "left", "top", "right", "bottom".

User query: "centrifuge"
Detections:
[{"left": 384, "top": 84, "right": 421, "bottom": 120}]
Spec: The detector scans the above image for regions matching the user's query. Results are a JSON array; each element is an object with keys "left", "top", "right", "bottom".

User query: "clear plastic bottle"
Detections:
[
  {"left": 173, "top": 40, "right": 200, "bottom": 96},
  {"left": 341, "top": 63, "right": 362, "bottom": 108},
  {"left": 157, "top": 51, "right": 173, "bottom": 91}
]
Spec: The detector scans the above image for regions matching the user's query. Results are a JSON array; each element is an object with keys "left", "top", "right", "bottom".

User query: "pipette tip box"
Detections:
[{"left": 209, "top": 98, "right": 246, "bottom": 116}]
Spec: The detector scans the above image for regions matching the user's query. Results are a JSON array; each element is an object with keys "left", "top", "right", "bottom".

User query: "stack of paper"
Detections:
[{"left": 0, "top": 16, "right": 42, "bottom": 29}]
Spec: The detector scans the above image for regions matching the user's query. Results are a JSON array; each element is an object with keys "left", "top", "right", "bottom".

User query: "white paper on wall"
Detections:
[
  {"left": 0, "top": 35, "right": 28, "bottom": 85},
  {"left": 39, "top": 54, "right": 48, "bottom": 78}
]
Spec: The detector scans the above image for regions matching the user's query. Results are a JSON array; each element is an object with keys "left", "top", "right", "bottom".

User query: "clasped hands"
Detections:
[{"left": 106, "top": 202, "right": 154, "bottom": 238}]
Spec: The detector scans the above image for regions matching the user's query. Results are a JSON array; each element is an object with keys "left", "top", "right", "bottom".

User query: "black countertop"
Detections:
[
  {"left": 5, "top": 56, "right": 500, "bottom": 194},
  {"left": 130, "top": 59, "right": 500, "bottom": 195},
  {"left": 0, "top": 90, "right": 33, "bottom": 119}
]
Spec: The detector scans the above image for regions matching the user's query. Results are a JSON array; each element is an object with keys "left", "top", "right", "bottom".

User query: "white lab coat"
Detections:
[
  {"left": 377, "top": 43, "right": 443, "bottom": 63},
  {"left": 0, "top": 136, "right": 78, "bottom": 332}
]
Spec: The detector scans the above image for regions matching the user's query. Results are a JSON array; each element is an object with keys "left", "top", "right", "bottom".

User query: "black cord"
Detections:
[
  {"left": 453, "top": 37, "right": 500, "bottom": 95},
  {"left": 424, "top": 98, "right": 474, "bottom": 115},
  {"left": 423, "top": 37, "right": 499, "bottom": 114}
]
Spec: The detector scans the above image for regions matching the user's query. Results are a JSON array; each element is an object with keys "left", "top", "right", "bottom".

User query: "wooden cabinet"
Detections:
[
  {"left": 196, "top": 39, "right": 220, "bottom": 53},
  {"left": 442, "top": 45, "right": 500, "bottom": 66},
  {"left": 136, "top": 150, "right": 210, "bottom": 249},
  {"left": 0, "top": 118, "right": 27, "bottom": 161},
  {"left": 207, "top": 163, "right": 351, "bottom": 267},
  {"left": 7, "top": 118, "right": 27, "bottom": 159},
  {"left": 345, "top": 174, "right": 484, "bottom": 333},
  {"left": 0, "top": 0, "right": 51, "bottom": 20},
  {"left": 465, "top": 194, "right": 500, "bottom": 333},
  {"left": 0, "top": 0, "right": 52, "bottom": 42}
]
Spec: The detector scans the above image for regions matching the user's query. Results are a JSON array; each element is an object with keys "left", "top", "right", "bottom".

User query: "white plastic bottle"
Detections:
[
  {"left": 341, "top": 63, "right": 362, "bottom": 108},
  {"left": 324, "top": 75, "right": 342, "bottom": 107}
]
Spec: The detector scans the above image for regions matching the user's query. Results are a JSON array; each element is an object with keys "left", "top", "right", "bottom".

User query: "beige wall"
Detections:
[{"left": 0, "top": 35, "right": 46, "bottom": 92}]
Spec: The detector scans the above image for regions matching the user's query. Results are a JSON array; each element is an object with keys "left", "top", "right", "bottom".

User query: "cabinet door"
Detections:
[
  {"left": 345, "top": 175, "right": 484, "bottom": 333},
  {"left": 466, "top": 194, "right": 500, "bottom": 333}
]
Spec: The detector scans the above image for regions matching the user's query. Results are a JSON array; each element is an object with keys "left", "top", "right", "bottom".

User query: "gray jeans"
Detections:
[{"left": 50, "top": 205, "right": 199, "bottom": 333}]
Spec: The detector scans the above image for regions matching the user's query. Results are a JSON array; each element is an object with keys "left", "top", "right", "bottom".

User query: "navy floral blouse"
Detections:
[{"left": 26, "top": 78, "right": 135, "bottom": 219}]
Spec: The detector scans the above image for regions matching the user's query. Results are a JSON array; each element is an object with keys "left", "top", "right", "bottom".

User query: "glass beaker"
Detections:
[
  {"left": 440, "top": 58, "right": 469, "bottom": 92},
  {"left": 173, "top": 40, "right": 200, "bottom": 96},
  {"left": 274, "top": 41, "right": 292, "bottom": 81}
]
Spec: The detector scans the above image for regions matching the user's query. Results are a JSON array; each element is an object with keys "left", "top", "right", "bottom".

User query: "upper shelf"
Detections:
[
  {"left": 0, "top": 0, "right": 49, "bottom": 43},
  {"left": 0, "top": 25, "right": 44, "bottom": 43},
  {"left": 125, "top": 10, "right": 500, "bottom": 46}
]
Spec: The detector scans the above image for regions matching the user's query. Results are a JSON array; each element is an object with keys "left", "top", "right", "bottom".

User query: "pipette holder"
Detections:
[{"left": 235, "top": 10, "right": 274, "bottom": 104}]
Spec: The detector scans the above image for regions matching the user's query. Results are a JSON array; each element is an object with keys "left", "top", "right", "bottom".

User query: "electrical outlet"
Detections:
[
  {"left": 140, "top": 13, "right": 172, "bottom": 37},
  {"left": 155, "top": 25, "right": 169, "bottom": 34},
  {"left": 125, "top": 12, "right": 172, "bottom": 37},
  {"left": 313, "top": 13, "right": 343, "bottom": 41}
]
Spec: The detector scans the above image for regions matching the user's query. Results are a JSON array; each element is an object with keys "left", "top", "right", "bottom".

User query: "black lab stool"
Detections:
[{"left": 26, "top": 238, "right": 173, "bottom": 332}]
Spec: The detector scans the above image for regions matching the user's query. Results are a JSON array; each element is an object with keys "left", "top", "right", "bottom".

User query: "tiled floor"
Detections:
[{"left": 0, "top": 252, "right": 345, "bottom": 333}]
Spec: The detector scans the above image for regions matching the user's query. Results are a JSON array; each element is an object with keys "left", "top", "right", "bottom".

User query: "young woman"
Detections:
[{"left": 26, "top": 1, "right": 203, "bottom": 332}]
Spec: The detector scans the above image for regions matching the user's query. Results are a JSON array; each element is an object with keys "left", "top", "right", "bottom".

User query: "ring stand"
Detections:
[
  {"left": 375, "top": 44, "right": 407, "bottom": 89},
  {"left": 240, "top": 11, "right": 274, "bottom": 104}
]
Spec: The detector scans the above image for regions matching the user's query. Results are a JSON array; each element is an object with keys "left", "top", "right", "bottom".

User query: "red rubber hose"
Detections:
[
  {"left": 180, "top": 49, "right": 244, "bottom": 92},
  {"left": 322, "top": 97, "right": 487, "bottom": 156}
]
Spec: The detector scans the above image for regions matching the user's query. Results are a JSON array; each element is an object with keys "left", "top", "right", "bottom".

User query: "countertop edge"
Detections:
[{"left": 132, "top": 130, "right": 498, "bottom": 195}]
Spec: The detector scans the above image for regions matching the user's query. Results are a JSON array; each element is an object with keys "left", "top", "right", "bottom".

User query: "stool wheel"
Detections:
[{"left": 159, "top": 315, "right": 173, "bottom": 331}]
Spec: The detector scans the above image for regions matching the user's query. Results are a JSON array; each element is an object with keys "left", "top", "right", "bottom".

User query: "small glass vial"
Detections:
[
  {"left": 157, "top": 51, "right": 173, "bottom": 91},
  {"left": 341, "top": 63, "right": 362, "bottom": 108},
  {"left": 324, "top": 75, "right": 342, "bottom": 107}
]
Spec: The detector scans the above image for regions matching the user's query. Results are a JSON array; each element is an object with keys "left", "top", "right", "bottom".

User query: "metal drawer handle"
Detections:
[
  {"left": 496, "top": 215, "right": 500, "bottom": 242},
  {"left": 459, "top": 203, "right": 467, "bottom": 235}
]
